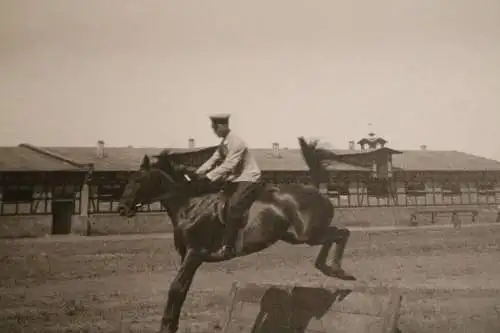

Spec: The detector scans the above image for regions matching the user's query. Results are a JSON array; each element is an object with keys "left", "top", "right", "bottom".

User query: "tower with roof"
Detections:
[{"left": 357, "top": 132, "right": 388, "bottom": 151}]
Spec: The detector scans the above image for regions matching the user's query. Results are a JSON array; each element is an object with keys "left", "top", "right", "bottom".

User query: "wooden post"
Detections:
[
  {"left": 80, "top": 166, "right": 93, "bottom": 235},
  {"left": 80, "top": 184, "right": 89, "bottom": 217}
]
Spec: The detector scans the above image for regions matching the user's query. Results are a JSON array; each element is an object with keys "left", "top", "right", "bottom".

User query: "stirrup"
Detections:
[{"left": 216, "top": 245, "right": 236, "bottom": 256}]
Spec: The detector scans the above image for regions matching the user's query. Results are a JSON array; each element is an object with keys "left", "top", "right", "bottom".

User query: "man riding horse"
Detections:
[
  {"left": 195, "top": 114, "right": 262, "bottom": 260},
  {"left": 118, "top": 129, "right": 356, "bottom": 333}
]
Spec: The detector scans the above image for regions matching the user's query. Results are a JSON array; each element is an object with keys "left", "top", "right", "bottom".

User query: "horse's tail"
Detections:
[{"left": 297, "top": 137, "right": 329, "bottom": 188}]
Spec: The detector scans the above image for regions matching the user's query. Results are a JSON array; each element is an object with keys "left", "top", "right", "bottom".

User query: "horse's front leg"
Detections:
[
  {"left": 160, "top": 249, "right": 202, "bottom": 333},
  {"left": 173, "top": 228, "right": 186, "bottom": 262}
]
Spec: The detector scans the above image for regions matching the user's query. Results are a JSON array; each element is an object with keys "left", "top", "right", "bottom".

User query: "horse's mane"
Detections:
[{"left": 151, "top": 149, "right": 223, "bottom": 198}]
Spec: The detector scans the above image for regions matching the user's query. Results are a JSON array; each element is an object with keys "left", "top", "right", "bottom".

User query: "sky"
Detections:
[{"left": 1, "top": 0, "right": 500, "bottom": 159}]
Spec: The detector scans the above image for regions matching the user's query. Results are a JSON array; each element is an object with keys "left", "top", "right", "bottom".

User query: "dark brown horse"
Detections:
[{"left": 118, "top": 137, "right": 355, "bottom": 333}]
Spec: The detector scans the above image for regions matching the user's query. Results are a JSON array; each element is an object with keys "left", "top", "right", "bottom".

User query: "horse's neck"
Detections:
[
  {"left": 160, "top": 191, "right": 216, "bottom": 223},
  {"left": 160, "top": 197, "right": 184, "bottom": 228},
  {"left": 175, "top": 192, "right": 221, "bottom": 221},
  {"left": 158, "top": 175, "right": 223, "bottom": 223}
]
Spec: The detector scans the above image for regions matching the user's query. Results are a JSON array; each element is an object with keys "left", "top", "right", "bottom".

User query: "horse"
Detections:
[{"left": 118, "top": 137, "right": 355, "bottom": 333}]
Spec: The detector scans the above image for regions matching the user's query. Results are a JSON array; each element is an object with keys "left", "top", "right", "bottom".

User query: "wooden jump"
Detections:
[{"left": 222, "top": 281, "right": 402, "bottom": 333}]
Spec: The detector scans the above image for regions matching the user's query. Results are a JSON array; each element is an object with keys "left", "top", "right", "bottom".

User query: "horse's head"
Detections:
[{"left": 118, "top": 153, "right": 179, "bottom": 217}]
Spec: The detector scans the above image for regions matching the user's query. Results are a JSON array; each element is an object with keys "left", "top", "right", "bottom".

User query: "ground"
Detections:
[{"left": 1, "top": 224, "right": 500, "bottom": 333}]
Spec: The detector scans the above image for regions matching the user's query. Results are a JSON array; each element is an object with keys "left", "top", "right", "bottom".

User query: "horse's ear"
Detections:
[{"left": 140, "top": 155, "right": 151, "bottom": 170}]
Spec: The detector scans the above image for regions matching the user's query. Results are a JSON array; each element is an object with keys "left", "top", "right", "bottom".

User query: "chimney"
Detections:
[
  {"left": 348, "top": 140, "right": 355, "bottom": 150},
  {"left": 188, "top": 137, "right": 195, "bottom": 149},
  {"left": 96, "top": 140, "right": 105, "bottom": 158},
  {"left": 272, "top": 142, "right": 280, "bottom": 158},
  {"left": 420, "top": 144, "right": 427, "bottom": 151}
]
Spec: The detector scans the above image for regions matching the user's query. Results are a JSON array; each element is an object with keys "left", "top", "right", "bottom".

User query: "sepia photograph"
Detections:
[{"left": 1, "top": 0, "right": 499, "bottom": 332}]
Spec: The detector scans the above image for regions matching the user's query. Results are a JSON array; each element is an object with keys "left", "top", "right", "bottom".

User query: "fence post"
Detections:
[{"left": 81, "top": 165, "right": 93, "bottom": 235}]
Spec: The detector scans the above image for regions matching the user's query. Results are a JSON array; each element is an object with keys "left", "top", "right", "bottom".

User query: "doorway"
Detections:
[{"left": 52, "top": 200, "right": 75, "bottom": 235}]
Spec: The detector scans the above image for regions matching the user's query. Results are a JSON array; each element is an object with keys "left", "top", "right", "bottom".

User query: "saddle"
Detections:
[
  {"left": 214, "top": 193, "right": 229, "bottom": 225},
  {"left": 213, "top": 182, "right": 279, "bottom": 226}
]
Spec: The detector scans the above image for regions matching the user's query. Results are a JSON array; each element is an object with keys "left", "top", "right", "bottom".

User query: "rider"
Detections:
[{"left": 195, "top": 114, "right": 262, "bottom": 259}]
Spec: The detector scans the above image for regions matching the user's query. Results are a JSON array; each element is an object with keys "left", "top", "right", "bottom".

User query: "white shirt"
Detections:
[{"left": 196, "top": 131, "right": 261, "bottom": 183}]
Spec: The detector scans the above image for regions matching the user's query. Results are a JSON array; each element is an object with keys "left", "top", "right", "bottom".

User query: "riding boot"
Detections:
[{"left": 212, "top": 218, "right": 239, "bottom": 260}]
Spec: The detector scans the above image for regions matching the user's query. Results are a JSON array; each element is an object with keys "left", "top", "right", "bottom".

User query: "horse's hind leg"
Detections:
[
  {"left": 312, "top": 226, "right": 356, "bottom": 281},
  {"left": 306, "top": 198, "right": 356, "bottom": 280}
]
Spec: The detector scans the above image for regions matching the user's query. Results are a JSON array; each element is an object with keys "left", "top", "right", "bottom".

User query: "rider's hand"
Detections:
[
  {"left": 195, "top": 169, "right": 206, "bottom": 177},
  {"left": 195, "top": 172, "right": 211, "bottom": 183}
]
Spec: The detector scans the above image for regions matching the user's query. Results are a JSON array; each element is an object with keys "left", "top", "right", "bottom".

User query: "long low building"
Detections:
[{"left": 1, "top": 133, "right": 500, "bottom": 237}]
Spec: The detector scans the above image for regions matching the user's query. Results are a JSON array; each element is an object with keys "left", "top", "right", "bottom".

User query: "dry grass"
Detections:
[{"left": 0, "top": 225, "right": 500, "bottom": 332}]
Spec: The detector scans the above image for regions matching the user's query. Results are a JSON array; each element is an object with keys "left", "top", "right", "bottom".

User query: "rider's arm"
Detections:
[
  {"left": 206, "top": 136, "right": 247, "bottom": 182},
  {"left": 196, "top": 148, "right": 221, "bottom": 175}
]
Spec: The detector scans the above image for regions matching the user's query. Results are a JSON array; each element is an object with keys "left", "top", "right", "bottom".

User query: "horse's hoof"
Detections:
[
  {"left": 158, "top": 326, "right": 178, "bottom": 333},
  {"left": 318, "top": 265, "right": 357, "bottom": 281},
  {"left": 159, "top": 325, "right": 177, "bottom": 333},
  {"left": 335, "top": 270, "right": 357, "bottom": 281}
]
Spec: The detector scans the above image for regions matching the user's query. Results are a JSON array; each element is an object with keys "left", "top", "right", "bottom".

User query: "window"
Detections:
[
  {"left": 326, "top": 180, "right": 349, "bottom": 198},
  {"left": 364, "top": 179, "right": 392, "bottom": 197},
  {"left": 405, "top": 181, "right": 426, "bottom": 197},
  {"left": 1, "top": 186, "right": 34, "bottom": 203},
  {"left": 52, "top": 185, "right": 78, "bottom": 199},
  {"left": 441, "top": 180, "right": 461, "bottom": 196},
  {"left": 97, "top": 184, "right": 125, "bottom": 202},
  {"left": 477, "top": 181, "right": 497, "bottom": 196}
]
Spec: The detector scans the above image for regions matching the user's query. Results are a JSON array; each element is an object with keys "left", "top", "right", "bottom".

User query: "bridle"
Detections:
[{"left": 131, "top": 166, "right": 191, "bottom": 210}]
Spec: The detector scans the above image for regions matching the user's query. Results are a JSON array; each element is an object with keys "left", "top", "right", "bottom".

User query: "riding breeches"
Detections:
[{"left": 223, "top": 181, "right": 261, "bottom": 234}]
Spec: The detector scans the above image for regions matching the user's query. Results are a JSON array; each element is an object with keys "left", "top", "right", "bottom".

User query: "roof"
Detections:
[
  {"left": 329, "top": 148, "right": 500, "bottom": 171},
  {"left": 392, "top": 150, "right": 500, "bottom": 171},
  {"left": 0, "top": 146, "right": 84, "bottom": 172},
  {"left": 42, "top": 147, "right": 166, "bottom": 171},
  {"left": 42, "top": 146, "right": 500, "bottom": 172},
  {"left": 2, "top": 144, "right": 500, "bottom": 173},
  {"left": 330, "top": 147, "right": 403, "bottom": 157},
  {"left": 249, "top": 148, "right": 309, "bottom": 171},
  {"left": 34, "top": 146, "right": 220, "bottom": 171},
  {"left": 38, "top": 146, "right": 313, "bottom": 172},
  {"left": 357, "top": 137, "right": 388, "bottom": 145}
]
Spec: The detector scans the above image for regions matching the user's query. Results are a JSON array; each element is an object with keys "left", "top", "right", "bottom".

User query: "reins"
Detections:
[{"left": 134, "top": 167, "right": 191, "bottom": 209}]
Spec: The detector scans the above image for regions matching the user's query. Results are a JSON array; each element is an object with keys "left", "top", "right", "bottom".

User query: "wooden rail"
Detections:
[{"left": 409, "top": 207, "right": 479, "bottom": 227}]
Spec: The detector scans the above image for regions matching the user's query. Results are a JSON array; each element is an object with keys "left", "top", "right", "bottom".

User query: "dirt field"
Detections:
[{"left": 1, "top": 224, "right": 500, "bottom": 333}]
